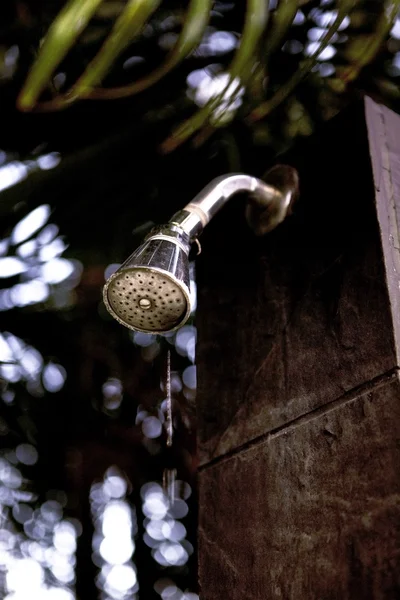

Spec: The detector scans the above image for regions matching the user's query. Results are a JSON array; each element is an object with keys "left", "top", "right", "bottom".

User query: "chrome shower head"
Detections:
[
  {"left": 103, "top": 165, "right": 299, "bottom": 334},
  {"left": 103, "top": 224, "right": 191, "bottom": 334}
]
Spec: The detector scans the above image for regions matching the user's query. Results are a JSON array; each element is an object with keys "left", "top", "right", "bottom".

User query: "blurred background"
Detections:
[{"left": 0, "top": 0, "right": 400, "bottom": 598}]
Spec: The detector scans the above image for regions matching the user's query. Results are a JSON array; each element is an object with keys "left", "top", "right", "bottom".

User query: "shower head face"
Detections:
[{"left": 103, "top": 267, "right": 190, "bottom": 334}]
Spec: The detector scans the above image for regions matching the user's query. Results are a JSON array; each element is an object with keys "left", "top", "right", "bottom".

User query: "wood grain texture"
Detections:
[
  {"left": 197, "top": 101, "right": 397, "bottom": 465},
  {"left": 199, "top": 375, "right": 400, "bottom": 600},
  {"left": 365, "top": 97, "right": 400, "bottom": 365}
]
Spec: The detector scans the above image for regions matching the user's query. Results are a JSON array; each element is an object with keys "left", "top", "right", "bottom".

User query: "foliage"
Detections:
[{"left": 1, "top": 0, "right": 400, "bottom": 154}]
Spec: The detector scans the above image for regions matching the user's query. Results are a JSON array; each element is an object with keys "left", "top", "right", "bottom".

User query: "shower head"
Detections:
[
  {"left": 103, "top": 224, "right": 191, "bottom": 334},
  {"left": 103, "top": 165, "right": 299, "bottom": 334}
]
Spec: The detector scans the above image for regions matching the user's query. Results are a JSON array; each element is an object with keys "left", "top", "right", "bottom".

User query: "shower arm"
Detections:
[
  {"left": 103, "top": 165, "right": 299, "bottom": 334},
  {"left": 168, "top": 166, "right": 299, "bottom": 241}
]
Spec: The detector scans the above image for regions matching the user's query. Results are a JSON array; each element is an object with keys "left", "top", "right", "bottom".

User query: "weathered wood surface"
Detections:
[
  {"left": 197, "top": 99, "right": 397, "bottom": 466},
  {"left": 365, "top": 97, "right": 400, "bottom": 365},
  {"left": 197, "top": 98, "right": 400, "bottom": 599},
  {"left": 199, "top": 375, "right": 400, "bottom": 600}
]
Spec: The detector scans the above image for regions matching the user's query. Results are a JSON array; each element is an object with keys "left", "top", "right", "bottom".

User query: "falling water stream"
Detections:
[
  {"left": 163, "top": 348, "right": 177, "bottom": 507},
  {"left": 166, "top": 348, "right": 173, "bottom": 448}
]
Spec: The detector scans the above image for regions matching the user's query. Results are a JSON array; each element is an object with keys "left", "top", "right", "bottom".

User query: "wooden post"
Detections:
[{"left": 196, "top": 98, "right": 400, "bottom": 599}]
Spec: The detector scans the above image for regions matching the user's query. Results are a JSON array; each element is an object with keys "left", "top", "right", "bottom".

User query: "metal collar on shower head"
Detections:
[{"left": 103, "top": 165, "right": 299, "bottom": 334}]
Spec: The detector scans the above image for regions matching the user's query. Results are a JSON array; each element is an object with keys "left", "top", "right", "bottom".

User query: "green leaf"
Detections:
[
  {"left": 249, "top": 0, "right": 357, "bottom": 122},
  {"left": 340, "top": 0, "right": 400, "bottom": 83},
  {"left": 265, "top": 0, "right": 299, "bottom": 56},
  {"left": 88, "top": 0, "right": 213, "bottom": 99},
  {"left": 17, "top": 0, "right": 104, "bottom": 110},
  {"left": 161, "top": 0, "right": 270, "bottom": 152},
  {"left": 68, "top": 0, "right": 161, "bottom": 100}
]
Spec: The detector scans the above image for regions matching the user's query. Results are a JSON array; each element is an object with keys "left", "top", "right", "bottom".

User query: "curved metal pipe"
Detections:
[
  {"left": 169, "top": 165, "right": 299, "bottom": 240},
  {"left": 103, "top": 164, "right": 299, "bottom": 333}
]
